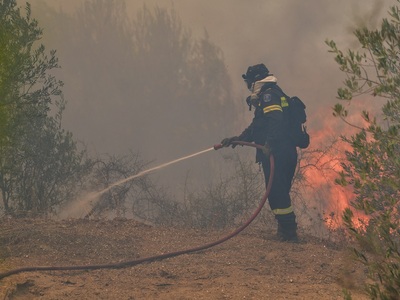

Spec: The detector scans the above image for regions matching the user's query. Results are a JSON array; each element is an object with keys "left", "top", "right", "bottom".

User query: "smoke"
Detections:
[
  {"left": 28, "top": 0, "right": 396, "bottom": 134},
  {"left": 22, "top": 0, "right": 397, "bottom": 197}
]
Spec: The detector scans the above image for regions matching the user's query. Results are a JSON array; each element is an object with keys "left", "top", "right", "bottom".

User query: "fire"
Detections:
[{"left": 300, "top": 106, "right": 371, "bottom": 230}]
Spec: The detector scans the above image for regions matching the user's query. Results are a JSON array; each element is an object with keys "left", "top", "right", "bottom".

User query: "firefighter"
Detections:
[{"left": 221, "top": 63, "right": 298, "bottom": 242}]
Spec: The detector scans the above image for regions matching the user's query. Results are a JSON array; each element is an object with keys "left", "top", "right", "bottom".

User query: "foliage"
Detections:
[
  {"left": 0, "top": 0, "right": 90, "bottom": 216},
  {"left": 175, "top": 153, "right": 265, "bottom": 229},
  {"left": 33, "top": 0, "right": 238, "bottom": 162},
  {"left": 327, "top": 1, "right": 400, "bottom": 298},
  {"left": 83, "top": 151, "right": 159, "bottom": 220},
  {"left": 83, "top": 151, "right": 265, "bottom": 229},
  {"left": 26, "top": 0, "right": 240, "bottom": 222},
  {"left": 147, "top": 152, "right": 266, "bottom": 229}
]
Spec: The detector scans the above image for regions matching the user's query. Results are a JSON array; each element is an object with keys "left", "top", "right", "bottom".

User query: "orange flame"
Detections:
[{"left": 302, "top": 106, "right": 371, "bottom": 230}]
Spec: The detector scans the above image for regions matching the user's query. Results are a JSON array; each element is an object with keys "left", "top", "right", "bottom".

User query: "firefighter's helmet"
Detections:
[{"left": 242, "top": 64, "right": 269, "bottom": 89}]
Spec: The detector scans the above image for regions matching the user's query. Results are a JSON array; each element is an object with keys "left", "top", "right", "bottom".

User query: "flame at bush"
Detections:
[{"left": 295, "top": 107, "right": 370, "bottom": 230}]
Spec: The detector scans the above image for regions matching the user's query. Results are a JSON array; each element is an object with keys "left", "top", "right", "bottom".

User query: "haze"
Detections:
[{"left": 20, "top": 0, "right": 396, "bottom": 188}]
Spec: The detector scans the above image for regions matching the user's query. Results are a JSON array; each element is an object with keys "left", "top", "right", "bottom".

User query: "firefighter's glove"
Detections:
[
  {"left": 261, "top": 143, "right": 271, "bottom": 157},
  {"left": 221, "top": 136, "right": 239, "bottom": 148}
]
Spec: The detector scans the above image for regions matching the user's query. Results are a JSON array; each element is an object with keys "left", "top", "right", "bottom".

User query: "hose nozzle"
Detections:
[{"left": 213, "top": 143, "right": 223, "bottom": 150}]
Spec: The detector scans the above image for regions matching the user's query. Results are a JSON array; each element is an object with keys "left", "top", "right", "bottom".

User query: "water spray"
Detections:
[
  {"left": 65, "top": 147, "right": 216, "bottom": 218},
  {"left": 0, "top": 141, "right": 274, "bottom": 280},
  {"left": 99, "top": 147, "right": 215, "bottom": 195}
]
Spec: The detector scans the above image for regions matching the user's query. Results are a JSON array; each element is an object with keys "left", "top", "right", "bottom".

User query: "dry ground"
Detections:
[{"left": 0, "top": 218, "right": 368, "bottom": 300}]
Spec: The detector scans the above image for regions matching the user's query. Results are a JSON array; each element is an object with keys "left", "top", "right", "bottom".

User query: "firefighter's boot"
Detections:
[{"left": 276, "top": 212, "right": 298, "bottom": 242}]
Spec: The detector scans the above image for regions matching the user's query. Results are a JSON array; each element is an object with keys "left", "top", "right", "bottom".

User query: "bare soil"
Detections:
[{"left": 0, "top": 218, "right": 368, "bottom": 299}]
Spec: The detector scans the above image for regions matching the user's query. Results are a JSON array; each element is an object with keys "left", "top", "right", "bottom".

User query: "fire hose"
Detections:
[{"left": 0, "top": 141, "right": 274, "bottom": 280}]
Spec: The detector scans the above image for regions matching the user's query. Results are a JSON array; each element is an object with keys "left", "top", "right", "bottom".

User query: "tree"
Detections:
[
  {"left": 23, "top": 1, "right": 242, "bottom": 220},
  {"left": 327, "top": 1, "right": 400, "bottom": 298},
  {"left": 34, "top": 0, "right": 238, "bottom": 163},
  {"left": 0, "top": 0, "right": 90, "bottom": 216}
]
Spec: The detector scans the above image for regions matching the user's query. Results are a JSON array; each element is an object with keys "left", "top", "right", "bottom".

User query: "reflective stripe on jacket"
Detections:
[{"left": 238, "top": 82, "right": 290, "bottom": 162}]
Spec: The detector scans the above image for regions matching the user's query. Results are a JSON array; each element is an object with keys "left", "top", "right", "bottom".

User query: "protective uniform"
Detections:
[{"left": 222, "top": 64, "right": 298, "bottom": 242}]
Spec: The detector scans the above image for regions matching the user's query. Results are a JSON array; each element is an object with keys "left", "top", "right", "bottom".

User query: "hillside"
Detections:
[{"left": 0, "top": 218, "right": 368, "bottom": 299}]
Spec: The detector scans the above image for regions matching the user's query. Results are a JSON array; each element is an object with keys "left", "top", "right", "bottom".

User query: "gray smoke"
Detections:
[{"left": 23, "top": 0, "right": 396, "bottom": 188}]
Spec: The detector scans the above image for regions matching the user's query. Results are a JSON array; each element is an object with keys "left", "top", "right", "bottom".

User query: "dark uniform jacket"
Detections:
[{"left": 238, "top": 80, "right": 291, "bottom": 162}]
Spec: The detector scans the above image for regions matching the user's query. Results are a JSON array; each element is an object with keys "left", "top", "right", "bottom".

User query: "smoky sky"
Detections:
[{"left": 20, "top": 0, "right": 397, "bottom": 187}]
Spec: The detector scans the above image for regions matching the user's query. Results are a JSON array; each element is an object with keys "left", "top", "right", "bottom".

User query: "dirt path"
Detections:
[{"left": 0, "top": 218, "right": 367, "bottom": 299}]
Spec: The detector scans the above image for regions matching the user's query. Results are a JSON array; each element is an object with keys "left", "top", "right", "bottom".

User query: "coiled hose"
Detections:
[{"left": 0, "top": 141, "right": 274, "bottom": 280}]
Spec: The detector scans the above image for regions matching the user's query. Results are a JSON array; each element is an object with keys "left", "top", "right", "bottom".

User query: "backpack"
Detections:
[
  {"left": 283, "top": 96, "right": 310, "bottom": 149},
  {"left": 254, "top": 84, "right": 310, "bottom": 149}
]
